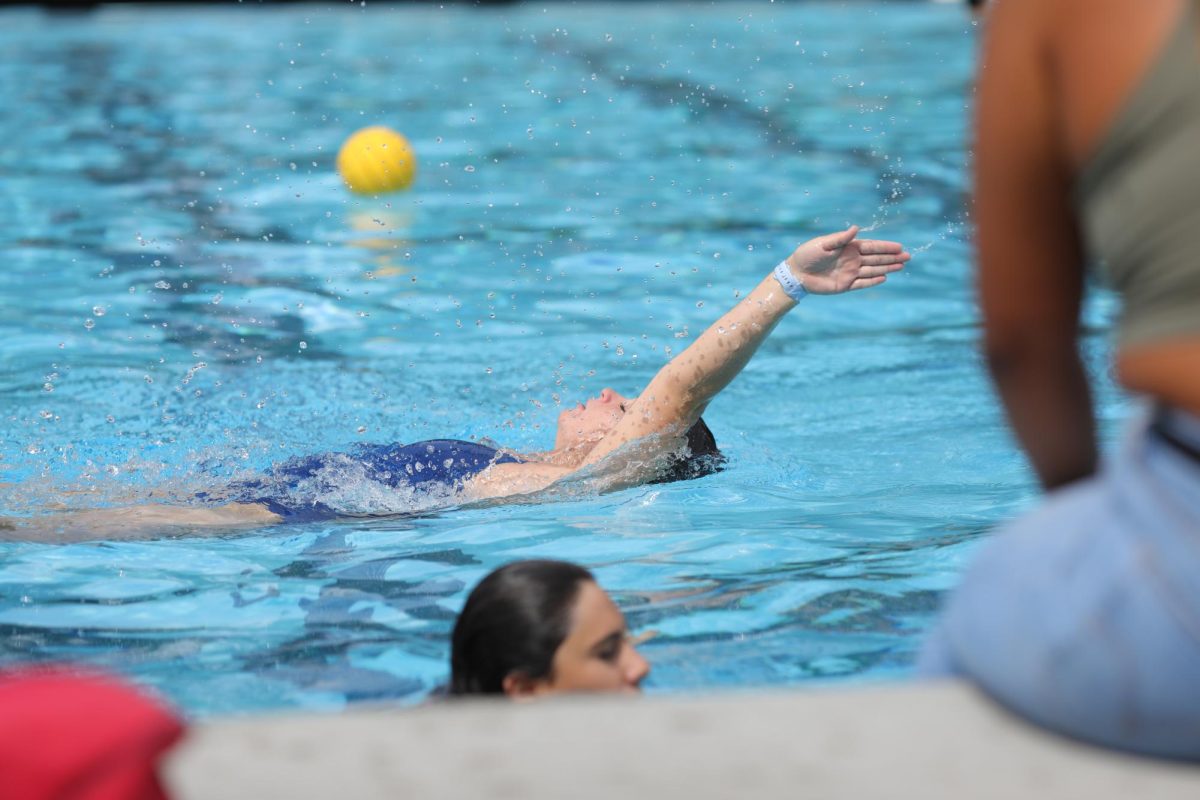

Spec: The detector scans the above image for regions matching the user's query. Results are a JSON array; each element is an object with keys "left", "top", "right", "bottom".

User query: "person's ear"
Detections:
[{"left": 501, "top": 672, "right": 549, "bottom": 699}]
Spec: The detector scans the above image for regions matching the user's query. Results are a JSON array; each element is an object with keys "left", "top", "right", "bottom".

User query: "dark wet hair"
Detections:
[
  {"left": 449, "top": 559, "right": 594, "bottom": 696},
  {"left": 650, "top": 417, "right": 725, "bottom": 485}
]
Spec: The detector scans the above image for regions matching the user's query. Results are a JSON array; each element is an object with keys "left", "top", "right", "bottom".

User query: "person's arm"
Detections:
[
  {"left": 973, "top": 0, "right": 1096, "bottom": 490},
  {"left": 461, "top": 460, "right": 575, "bottom": 501},
  {"left": 466, "top": 227, "right": 907, "bottom": 500},
  {"left": 580, "top": 226, "right": 908, "bottom": 467}
]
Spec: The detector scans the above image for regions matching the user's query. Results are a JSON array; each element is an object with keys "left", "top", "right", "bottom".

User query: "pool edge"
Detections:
[{"left": 165, "top": 679, "right": 1200, "bottom": 799}]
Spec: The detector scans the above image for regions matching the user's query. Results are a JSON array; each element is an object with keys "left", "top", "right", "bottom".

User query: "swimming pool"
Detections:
[{"left": 0, "top": 1, "right": 1129, "bottom": 715}]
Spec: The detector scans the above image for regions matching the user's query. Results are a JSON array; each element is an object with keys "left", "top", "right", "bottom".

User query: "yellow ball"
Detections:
[{"left": 336, "top": 126, "right": 417, "bottom": 195}]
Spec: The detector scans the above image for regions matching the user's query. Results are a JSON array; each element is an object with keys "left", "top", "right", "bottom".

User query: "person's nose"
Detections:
[
  {"left": 623, "top": 644, "right": 650, "bottom": 688},
  {"left": 601, "top": 388, "right": 629, "bottom": 406}
]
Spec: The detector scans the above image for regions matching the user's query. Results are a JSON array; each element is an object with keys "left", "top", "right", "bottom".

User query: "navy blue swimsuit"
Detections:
[{"left": 216, "top": 439, "right": 521, "bottom": 522}]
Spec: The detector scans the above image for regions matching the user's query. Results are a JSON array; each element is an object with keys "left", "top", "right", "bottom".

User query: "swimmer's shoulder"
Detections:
[{"left": 460, "top": 460, "right": 573, "bottom": 501}]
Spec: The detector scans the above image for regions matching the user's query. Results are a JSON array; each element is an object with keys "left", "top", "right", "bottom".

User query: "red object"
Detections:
[{"left": 0, "top": 668, "right": 184, "bottom": 800}]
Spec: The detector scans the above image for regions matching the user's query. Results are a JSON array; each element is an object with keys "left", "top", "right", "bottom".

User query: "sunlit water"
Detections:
[{"left": 0, "top": 1, "right": 1128, "bottom": 716}]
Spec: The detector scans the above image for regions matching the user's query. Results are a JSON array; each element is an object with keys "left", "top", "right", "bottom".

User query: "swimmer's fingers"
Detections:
[
  {"left": 848, "top": 275, "right": 890, "bottom": 291},
  {"left": 857, "top": 262, "right": 906, "bottom": 278},
  {"left": 855, "top": 238, "right": 906, "bottom": 255},
  {"left": 821, "top": 225, "right": 860, "bottom": 251},
  {"left": 859, "top": 251, "right": 911, "bottom": 267},
  {"left": 847, "top": 261, "right": 905, "bottom": 290}
]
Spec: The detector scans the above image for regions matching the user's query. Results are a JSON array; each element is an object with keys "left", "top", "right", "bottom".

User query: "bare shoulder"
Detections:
[
  {"left": 1040, "top": 0, "right": 1185, "bottom": 169},
  {"left": 461, "top": 461, "right": 574, "bottom": 501}
]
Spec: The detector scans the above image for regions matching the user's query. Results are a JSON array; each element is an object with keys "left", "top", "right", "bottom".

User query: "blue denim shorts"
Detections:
[{"left": 918, "top": 406, "right": 1200, "bottom": 760}]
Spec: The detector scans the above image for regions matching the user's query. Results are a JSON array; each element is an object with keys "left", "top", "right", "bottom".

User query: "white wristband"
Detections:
[{"left": 772, "top": 260, "right": 808, "bottom": 302}]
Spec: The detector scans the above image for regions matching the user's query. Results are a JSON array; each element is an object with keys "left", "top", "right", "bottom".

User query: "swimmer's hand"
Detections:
[{"left": 785, "top": 225, "right": 909, "bottom": 295}]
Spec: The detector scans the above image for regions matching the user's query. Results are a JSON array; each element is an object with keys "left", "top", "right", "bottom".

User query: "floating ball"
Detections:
[{"left": 336, "top": 126, "right": 417, "bottom": 195}]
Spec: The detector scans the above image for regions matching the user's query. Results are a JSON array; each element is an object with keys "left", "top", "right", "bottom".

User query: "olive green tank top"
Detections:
[{"left": 1075, "top": 2, "right": 1200, "bottom": 346}]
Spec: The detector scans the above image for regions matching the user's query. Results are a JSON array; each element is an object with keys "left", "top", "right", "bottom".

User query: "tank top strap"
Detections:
[{"left": 1076, "top": 2, "right": 1200, "bottom": 202}]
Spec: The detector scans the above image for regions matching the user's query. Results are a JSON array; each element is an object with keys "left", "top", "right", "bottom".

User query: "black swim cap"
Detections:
[{"left": 651, "top": 417, "right": 724, "bottom": 484}]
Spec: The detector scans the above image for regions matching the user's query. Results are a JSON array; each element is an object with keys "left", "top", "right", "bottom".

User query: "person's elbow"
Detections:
[{"left": 982, "top": 315, "right": 1078, "bottom": 382}]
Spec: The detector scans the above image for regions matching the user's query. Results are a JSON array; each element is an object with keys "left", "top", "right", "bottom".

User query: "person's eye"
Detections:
[{"left": 596, "top": 642, "right": 621, "bottom": 663}]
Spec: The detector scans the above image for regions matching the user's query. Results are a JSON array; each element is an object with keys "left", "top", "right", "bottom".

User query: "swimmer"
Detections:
[
  {"left": 7, "top": 226, "right": 908, "bottom": 539},
  {"left": 447, "top": 560, "right": 649, "bottom": 696}
]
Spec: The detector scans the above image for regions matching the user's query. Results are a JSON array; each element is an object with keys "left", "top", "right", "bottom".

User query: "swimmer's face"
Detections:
[
  {"left": 554, "top": 387, "right": 630, "bottom": 450},
  {"left": 526, "top": 580, "right": 650, "bottom": 696}
]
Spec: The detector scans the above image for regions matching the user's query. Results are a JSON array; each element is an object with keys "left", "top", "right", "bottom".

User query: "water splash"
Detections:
[{"left": 909, "top": 215, "right": 967, "bottom": 254}]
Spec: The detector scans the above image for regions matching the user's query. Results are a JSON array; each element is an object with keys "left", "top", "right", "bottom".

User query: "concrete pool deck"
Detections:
[{"left": 166, "top": 680, "right": 1200, "bottom": 799}]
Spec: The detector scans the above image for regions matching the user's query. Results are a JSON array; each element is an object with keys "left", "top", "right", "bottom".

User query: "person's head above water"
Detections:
[
  {"left": 554, "top": 388, "right": 723, "bottom": 481},
  {"left": 554, "top": 388, "right": 631, "bottom": 451},
  {"left": 449, "top": 559, "right": 650, "bottom": 697}
]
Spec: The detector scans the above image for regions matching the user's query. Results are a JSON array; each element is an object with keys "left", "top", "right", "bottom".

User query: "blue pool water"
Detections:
[{"left": 0, "top": 1, "right": 1129, "bottom": 716}]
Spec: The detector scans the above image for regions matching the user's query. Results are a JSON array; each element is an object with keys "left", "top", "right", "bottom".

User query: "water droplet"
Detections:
[
  {"left": 92, "top": 306, "right": 106, "bottom": 317},
  {"left": 298, "top": 341, "right": 308, "bottom": 350},
  {"left": 83, "top": 319, "right": 95, "bottom": 330}
]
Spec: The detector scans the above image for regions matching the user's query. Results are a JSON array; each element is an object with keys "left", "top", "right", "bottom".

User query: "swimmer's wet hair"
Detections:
[
  {"left": 651, "top": 417, "right": 725, "bottom": 485},
  {"left": 449, "top": 559, "right": 593, "bottom": 696}
]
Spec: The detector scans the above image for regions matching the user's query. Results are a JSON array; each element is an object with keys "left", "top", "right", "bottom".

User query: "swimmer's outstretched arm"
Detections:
[
  {"left": 580, "top": 225, "right": 909, "bottom": 467},
  {"left": 469, "top": 226, "right": 908, "bottom": 497},
  {"left": 2, "top": 502, "right": 282, "bottom": 543}
]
